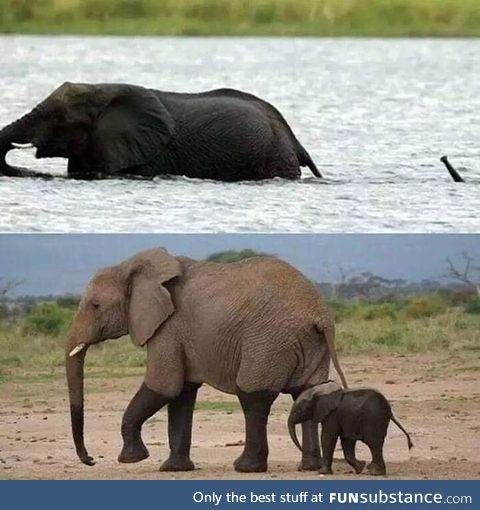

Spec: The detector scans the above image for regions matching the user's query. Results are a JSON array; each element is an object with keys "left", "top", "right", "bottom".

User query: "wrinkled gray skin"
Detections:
[
  {"left": 65, "top": 247, "right": 347, "bottom": 473},
  {"left": 288, "top": 382, "right": 413, "bottom": 476},
  {"left": 0, "top": 82, "right": 322, "bottom": 181}
]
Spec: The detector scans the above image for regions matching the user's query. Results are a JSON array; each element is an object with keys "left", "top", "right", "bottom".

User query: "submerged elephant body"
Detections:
[
  {"left": 65, "top": 248, "right": 346, "bottom": 473},
  {"left": 0, "top": 83, "right": 321, "bottom": 181}
]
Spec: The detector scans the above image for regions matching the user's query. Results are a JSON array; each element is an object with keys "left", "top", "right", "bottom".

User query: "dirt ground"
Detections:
[{"left": 1, "top": 353, "right": 479, "bottom": 480}]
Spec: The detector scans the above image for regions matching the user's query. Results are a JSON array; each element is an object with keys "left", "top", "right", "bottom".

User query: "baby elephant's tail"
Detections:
[{"left": 391, "top": 414, "right": 413, "bottom": 450}]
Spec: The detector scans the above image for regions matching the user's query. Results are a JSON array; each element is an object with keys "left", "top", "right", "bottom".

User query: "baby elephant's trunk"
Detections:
[
  {"left": 287, "top": 415, "right": 302, "bottom": 452},
  {"left": 391, "top": 414, "right": 413, "bottom": 450}
]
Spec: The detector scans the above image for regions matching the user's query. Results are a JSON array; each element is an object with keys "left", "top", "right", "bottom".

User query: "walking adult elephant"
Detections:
[
  {"left": 66, "top": 248, "right": 347, "bottom": 473},
  {"left": 0, "top": 82, "right": 321, "bottom": 181}
]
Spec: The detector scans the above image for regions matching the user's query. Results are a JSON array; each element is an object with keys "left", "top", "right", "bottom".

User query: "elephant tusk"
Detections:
[
  {"left": 12, "top": 142, "right": 34, "bottom": 149},
  {"left": 69, "top": 343, "right": 87, "bottom": 357}
]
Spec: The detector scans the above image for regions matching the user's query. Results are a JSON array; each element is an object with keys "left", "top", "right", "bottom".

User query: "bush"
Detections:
[
  {"left": 24, "top": 302, "right": 74, "bottom": 336},
  {"left": 438, "top": 288, "right": 477, "bottom": 306},
  {"left": 464, "top": 298, "right": 480, "bottom": 315},
  {"left": 329, "top": 300, "right": 359, "bottom": 322},
  {"left": 55, "top": 295, "right": 80, "bottom": 309},
  {"left": 206, "top": 249, "right": 272, "bottom": 263},
  {"left": 360, "top": 303, "right": 398, "bottom": 321},
  {"left": 403, "top": 295, "right": 447, "bottom": 319}
]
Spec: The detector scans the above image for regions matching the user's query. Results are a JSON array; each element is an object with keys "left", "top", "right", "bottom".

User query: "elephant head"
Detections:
[
  {"left": 288, "top": 381, "right": 343, "bottom": 451},
  {"left": 0, "top": 82, "right": 175, "bottom": 177},
  {"left": 65, "top": 247, "right": 181, "bottom": 465}
]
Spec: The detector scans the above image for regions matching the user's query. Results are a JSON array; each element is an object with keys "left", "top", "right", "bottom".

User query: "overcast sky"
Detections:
[{"left": 0, "top": 234, "right": 478, "bottom": 296}]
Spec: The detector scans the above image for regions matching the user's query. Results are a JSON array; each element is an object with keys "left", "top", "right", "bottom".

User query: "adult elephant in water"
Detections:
[
  {"left": 65, "top": 248, "right": 347, "bottom": 473},
  {"left": 0, "top": 82, "right": 321, "bottom": 181}
]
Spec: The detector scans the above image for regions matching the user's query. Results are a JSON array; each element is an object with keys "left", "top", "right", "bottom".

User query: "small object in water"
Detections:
[{"left": 440, "top": 156, "right": 465, "bottom": 183}]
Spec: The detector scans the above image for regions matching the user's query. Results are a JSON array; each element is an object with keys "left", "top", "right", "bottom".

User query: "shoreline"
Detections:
[{"left": 2, "top": 0, "right": 480, "bottom": 38}]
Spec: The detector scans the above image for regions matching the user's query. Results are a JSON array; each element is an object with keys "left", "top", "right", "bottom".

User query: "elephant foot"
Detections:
[
  {"left": 234, "top": 453, "right": 267, "bottom": 473},
  {"left": 318, "top": 464, "right": 333, "bottom": 475},
  {"left": 297, "top": 454, "right": 322, "bottom": 472},
  {"left": 367, "top": 462, "right": 386, "bottom": 476},
  {"left": 159, "top": 455, "right": 195, "bottom": 472},
  {"left": 118, "top": 441, "right": 150, "bottom": 464},
  {"left": 353, "top": 460, "right": 366, "bottom": 474}
]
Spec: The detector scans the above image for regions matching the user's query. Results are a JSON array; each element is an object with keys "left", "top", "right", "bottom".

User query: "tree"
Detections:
[
  {"left": 206, "top": 249, "right": 273, "bottom": 263},
  {"left": 445, "top": 252, "right": 480, "bottom": 297},
  {"left": 0, "top": 278, "right": 23, "bottom": 300},
  {"left": 335, "top": 270, "right": 407, "bottom": 301},
  {"left": 0, "top": 278, "right": 24, "bottom": 320}
]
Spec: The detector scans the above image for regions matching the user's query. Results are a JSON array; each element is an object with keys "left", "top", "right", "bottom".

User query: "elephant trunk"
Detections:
[
  {"left": 65, "top": 338, "right": 95, "bottom": 466},
  {"left": 0, "top": 112, "right": 35, "bottom": 176},
  {"left": 288, "top": 413, "right": 303, "bottom": 452}
]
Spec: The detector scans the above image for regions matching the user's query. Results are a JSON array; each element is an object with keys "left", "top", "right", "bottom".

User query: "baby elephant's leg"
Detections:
[
  {"left": 318, "top": 419, "right": 338, "bottom": 475},
  {"left": 340, "top": 437, "right": 365, "bottom": 474},
  {"left": 366, "top": 440, "right": 387, "bottom": 476}
]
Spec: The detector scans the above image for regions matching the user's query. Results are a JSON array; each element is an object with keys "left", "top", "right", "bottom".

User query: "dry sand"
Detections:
[{"left": 1, "top": 353, "right": 479, "bottom": 480}]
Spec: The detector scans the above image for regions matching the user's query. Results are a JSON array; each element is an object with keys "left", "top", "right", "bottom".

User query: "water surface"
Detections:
[{"left": 0, "top": 36, "right": 478, "bottom": 232}]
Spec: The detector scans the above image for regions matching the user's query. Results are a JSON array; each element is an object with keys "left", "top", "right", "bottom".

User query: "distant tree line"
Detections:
[{"left": 1, "top": 250, "right": 479, "bottom": 321}]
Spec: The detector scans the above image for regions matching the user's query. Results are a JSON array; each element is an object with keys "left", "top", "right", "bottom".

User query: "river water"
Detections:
[{"left": 0, "top": 36, "right": 478, "bottom": 232}]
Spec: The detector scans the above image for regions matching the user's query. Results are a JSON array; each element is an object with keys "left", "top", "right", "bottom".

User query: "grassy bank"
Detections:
[
  {"left": 1, "top": 0, "right": 480, "bottom": 37},
  {"left": 1, "top": 294, "right": 479, "bottom": 384}
]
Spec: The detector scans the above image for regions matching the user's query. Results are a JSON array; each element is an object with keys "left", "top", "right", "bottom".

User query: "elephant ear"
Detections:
[
  {"left": 91, "top": 86, "right": 175, "bottom": 173},
  {"left": 125, "top": 248, "right": 182, "bottom": 347},
  {"left": 312, "top": 383, "right": 344, "bottom": 423}
]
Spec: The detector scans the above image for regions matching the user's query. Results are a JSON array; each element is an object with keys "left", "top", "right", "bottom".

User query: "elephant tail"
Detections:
[
  {"left": 296, "top": 143, "right": 322, "bottom": 178},
  {"left": 440, "top": 156, "right": 465, "bottom": 182},
  {"left": 316, "top": 320, "right": 348, "bottom": 388},
  {"left": 391, "top": 414, "right": 413, "bottom": 450}
]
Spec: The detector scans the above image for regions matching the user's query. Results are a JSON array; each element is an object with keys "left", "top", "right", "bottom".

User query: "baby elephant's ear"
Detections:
[{"left": 312, "top": 385, "right": 343, "bottom": 423}]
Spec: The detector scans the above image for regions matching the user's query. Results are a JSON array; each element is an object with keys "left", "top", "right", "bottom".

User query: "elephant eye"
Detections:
[{"left": 92, "top": 302, "right": 100, "bottom": 310}]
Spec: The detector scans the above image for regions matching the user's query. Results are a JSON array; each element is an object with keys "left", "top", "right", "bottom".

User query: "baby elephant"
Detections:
[{"left": 288, "top": 381, "right": 413, "bottom": 476}]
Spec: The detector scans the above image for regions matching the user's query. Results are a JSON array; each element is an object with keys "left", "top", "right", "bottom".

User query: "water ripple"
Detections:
[{"left": 0, "top": 36, "right": 479, "bottom": 232}]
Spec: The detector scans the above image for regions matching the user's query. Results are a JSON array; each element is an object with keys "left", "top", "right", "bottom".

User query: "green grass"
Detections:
[
  {"left": 464, "top": 298, "right": 480, "bottom": 315},
  {"left": 0, "top": 326, "right": 144, "bottom": 372},
  {"left": 336, "top": 306, "right": 480, "bottom": 354},
  {"left": 1, "top": 0, "right": 480, "bottom": 36},
  {"left": 195, "top": 401, "right": 240, "bottom": 412},
  {"left": 330, "top": 293, "right": 450, "bottom": 322},
  {"left": 0, "top": 294, "right": 479, "bottom": 384},
  {"left": 0, "top": 302, "right": 145, "bottom": 383}
]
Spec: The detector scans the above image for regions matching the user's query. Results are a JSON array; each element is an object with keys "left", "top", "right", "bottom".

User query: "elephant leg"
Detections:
[
  {"left": 234, "top": 389, "right": 278, "bottom": 473},
  {"left": 298, "top": 421, "right": 322, "bottom": 471},
  {"left": 318, "top": 419, "right": 338, "bottom": 475},
  {"left": 290, "top": 393, "right": 322, "bottom": 471},
  {"left": 159, "top": 382, "right": 200, "bottom": 472},
  {"left": 118, "top": 383, "right": 170, "bottom": 463},
  {"left": 366, "top": 441, "right": 386, "bottom": 476},
  {"left": 341, "top": 437, "right": 365, "bottom": 474}
]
